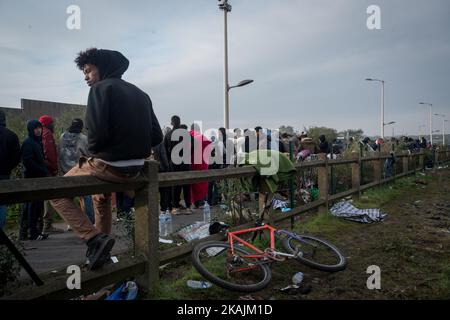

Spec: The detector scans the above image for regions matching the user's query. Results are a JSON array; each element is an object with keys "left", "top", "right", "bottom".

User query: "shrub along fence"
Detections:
[{"left": 0, "top": 148, "right": 449, "bottom": 300}]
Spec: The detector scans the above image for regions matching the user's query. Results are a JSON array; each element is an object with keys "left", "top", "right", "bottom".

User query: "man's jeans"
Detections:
[
  {"left": 82, "top": 196, "right": 95, "bottom": 224},
  {"left": 50, "top": 157, "right": 140, "bottom": 241},
  {"left": 0, "top": 175, "right": 9, "bottom": 229},
  {"left": 116, "top": 192, "right": 134, "bottom": 213}
]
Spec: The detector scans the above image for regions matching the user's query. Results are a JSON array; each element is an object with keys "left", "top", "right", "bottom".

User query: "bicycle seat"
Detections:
[{"left": 209, "top": 221, "right": 230, "bottom": 235}]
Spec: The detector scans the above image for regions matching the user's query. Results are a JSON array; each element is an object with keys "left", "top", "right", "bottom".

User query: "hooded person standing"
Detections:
[
  {"left": 38, "top": 115, "right": 61, "bottom": 233},
  {"left": 0, "top": 110, "right": 21, "bottom": 229},
  {"left": 39, "top": 115, "right": 58, "bottom": 176},
  {"left": 20, "top": 120, "right": 49, "bottom": 240},
  {"left": 59, "top": 118, "right": 88, "bottom": 174},
  {"left": 318, "top": 135, "right": 330, "bottom": 154},
  {"left": 59, "top": 119, "right": 94, "bottom": 225},
  {"left": 50, "top": 48, "right": 163, "bottom": 270}
]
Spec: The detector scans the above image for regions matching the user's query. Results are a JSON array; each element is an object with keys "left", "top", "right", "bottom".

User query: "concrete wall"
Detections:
[
  {"left": 20, "top": 99, "right": 86, "bottom": 120},
  {"left": 0, "top": 99, "right": 86, "bottom": 121}
]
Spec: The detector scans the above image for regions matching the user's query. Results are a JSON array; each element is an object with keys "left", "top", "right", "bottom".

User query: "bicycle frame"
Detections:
[{"left": 227, "top": 224, "right": 297, "bottom": 261}]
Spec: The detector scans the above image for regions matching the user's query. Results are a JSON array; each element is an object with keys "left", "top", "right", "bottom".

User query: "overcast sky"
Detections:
[{"left": 1, "top": 0, "right": 449, "bottom": 136}]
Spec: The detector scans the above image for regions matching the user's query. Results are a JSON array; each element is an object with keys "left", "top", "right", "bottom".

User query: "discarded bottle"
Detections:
[
  {"left": 159, "top": 212, "right": 167, "bottom": 237},
  {"left": 165, "top": 209, "right": 173, "bottom": 235},
  {"left": 187, "top": 280, "right": 212, "bottom": 289},
  {"left": 203, "top": 201, "right": 211, "bottom": 223},
  {"left": 124, "top": 281, "right": 138, "bottom": 300},
  {"left": 292, "top": 272, "right": 304, "bottom": 285}
]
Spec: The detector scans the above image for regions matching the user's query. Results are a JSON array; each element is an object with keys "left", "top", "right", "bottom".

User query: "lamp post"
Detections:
[
  {"left": 219, "top": 0, "right": 253, "bottom": 129},
  {"left": 366, "top": 78, "right": 385, "bottom": 138},
  {"left": 419, "top": 102, "right": 433, "bottom": 145},
  {"left": 434, "top": 114, "right": 446, "bottom": 146}
]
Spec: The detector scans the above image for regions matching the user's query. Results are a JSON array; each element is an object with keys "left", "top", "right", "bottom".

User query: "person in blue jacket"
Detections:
[{"left": 19, "top": 120, "right": 49, "bottom": 240}]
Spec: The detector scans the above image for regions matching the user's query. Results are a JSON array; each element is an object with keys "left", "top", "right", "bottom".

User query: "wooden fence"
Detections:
[{"left": 1, "top": 148, "right": 449, "bottom": 300}]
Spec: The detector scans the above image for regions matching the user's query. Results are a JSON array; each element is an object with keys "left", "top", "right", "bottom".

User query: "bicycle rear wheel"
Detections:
[
  {"left": 192, "top": 241, "right": 272, "bottom": 292},
  {"left": 282, "top": 234, "right": 347, "bottom": 272}
]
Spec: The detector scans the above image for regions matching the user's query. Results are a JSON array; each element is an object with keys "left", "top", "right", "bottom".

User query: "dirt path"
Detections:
[{"left": 156, "top": 168, "right": 450, "bottom": 300}]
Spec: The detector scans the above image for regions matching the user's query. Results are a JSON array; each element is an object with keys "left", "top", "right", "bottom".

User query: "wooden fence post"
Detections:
[
  {"left": 434, "top": 149, "right": 439, "bottom": 168},
  {"left": 351, "top": 154, "right": 361, "bottom": 201},
  {"left": 419, "top": 149, "right": 424, "bottom": 170},
  {"left": 402, "top": 154, "right": 409, "bottom": 173},
  {"left": 317, "top": 153, "right": 329, "bottom": 213},
  {"left": 134, "top": 160, "right": 160, "bottom": 296},
  {"left": 373, "top": 154, "right": 382, "bottom": 184}
]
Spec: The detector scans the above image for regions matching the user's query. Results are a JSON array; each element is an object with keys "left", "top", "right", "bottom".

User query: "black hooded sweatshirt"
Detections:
[
  {"left": 86, "top": 50, "right": 163, "bottom": 162},
  {"left": 318, "top": 135, "right": 329, "bottom": 154},
  {"left": 0, "top": 111, "right": 21, "bottom": 176},
  {"left": 21, "top": 120, "right": 49, "bottom": 178}
]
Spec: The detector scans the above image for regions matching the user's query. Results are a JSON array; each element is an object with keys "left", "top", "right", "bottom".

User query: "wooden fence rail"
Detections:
[{"left": 1, "top": 148, "right": 449, "bottom": 300}]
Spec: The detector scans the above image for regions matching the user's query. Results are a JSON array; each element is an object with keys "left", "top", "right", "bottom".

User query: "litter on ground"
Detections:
[{"left": 330, "top": 201, "right": 387, "bottom": 223}]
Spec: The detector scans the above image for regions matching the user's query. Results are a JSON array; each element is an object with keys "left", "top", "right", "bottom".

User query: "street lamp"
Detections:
[
  {"left": 229, "top": 79, "right": 254, "bottom": 90},
  {"left": 384, "top": 121, "right": 396, "bottom": 138},
  {"left": 366, "top": 78, "right": 385, "bottom": 139},
  {"left": 434, "top": 113, "right": 447, "bottom": 146},
  {"left": 419, "top": 102, "right": 433, "bottom": 145},
  {"left": 219, "top": 0, "right": 253, "bottom": 129}
]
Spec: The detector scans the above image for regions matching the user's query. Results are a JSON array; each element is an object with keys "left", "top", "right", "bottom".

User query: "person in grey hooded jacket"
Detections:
[
  {"left": 59, "top": 118, "right": 88, "bottom": 174},
  {"left": 59, "top": 119, "right": 95, "bottom": 224}
]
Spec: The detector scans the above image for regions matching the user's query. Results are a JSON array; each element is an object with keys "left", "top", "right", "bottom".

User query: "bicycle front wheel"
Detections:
[
  {"left": 282, "top": 234, "right": 347, "bottom": 272},
  {"left": 192, "top": 241, "right": 272, "bottom": 292}
]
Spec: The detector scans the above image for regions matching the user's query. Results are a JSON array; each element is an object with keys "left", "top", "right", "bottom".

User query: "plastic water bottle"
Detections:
[
  {"left": 159, "top": 212, "right": 166, "bottom": 237},
  {"left": 124, "top": 281, "right": 138, "bottom": 300},
  {"left": 292, "top": 272, "right": 304, "bottom": 285},
  {"left": 187, "top": 280, "right": 212, "bottom": 289},
  {"left": 165, "top": 209, "right": 173, "bottom": 235},
  {"left": 203, "top": 202, "right": 211, "bottom": 223}
]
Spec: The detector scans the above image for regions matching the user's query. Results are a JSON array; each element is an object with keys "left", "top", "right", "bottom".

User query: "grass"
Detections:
[
  {"left": 154, "top": 258, "right": 241, "bottom": 300},
  {"left": 353, "top": 173, "right": 432, "bottom": 209},
  {"left": 293, "top": 211, "right": 350, "bottom": 235},
  {"left": 437, "top": 264, "right": 450, "bottom": 299}
]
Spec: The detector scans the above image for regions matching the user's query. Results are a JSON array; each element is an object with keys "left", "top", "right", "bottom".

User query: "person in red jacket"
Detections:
[{"left": 38, "top": 115, "right": 62, "bottom": 233}]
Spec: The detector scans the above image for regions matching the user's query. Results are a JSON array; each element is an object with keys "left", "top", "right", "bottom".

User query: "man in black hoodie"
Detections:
[
  {"left": 20, "top": 120, "right": 49, "bottom": 240},
  {"left": 164, "top": 116, "right": 192, "bottom": 214},
  {"left": 0, "top": 110, "right": 21, "bottom": 229},
  {"left": 50, "top": 48, "right": 163, "bottom": 270},
  {"left": 318, "top": 135, "right": 330, "bottom": 154}
]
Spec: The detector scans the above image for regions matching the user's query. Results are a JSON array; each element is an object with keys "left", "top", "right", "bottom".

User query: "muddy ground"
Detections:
[{"left": 155, "top": 168, "right": 450, "bottom": 300}]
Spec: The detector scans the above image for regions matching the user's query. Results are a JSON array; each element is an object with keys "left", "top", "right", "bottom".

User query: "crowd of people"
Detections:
[
  {"left": 0, "top": 47, "right": 441, "bottom": 271},
  {"left": 0, "top": 112, "right": 95, "bottom": 239}
]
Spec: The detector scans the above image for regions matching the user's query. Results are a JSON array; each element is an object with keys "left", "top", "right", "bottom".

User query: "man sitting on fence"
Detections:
[{"left": 50, "top": 48, "right": 163, "bottom": 270}]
